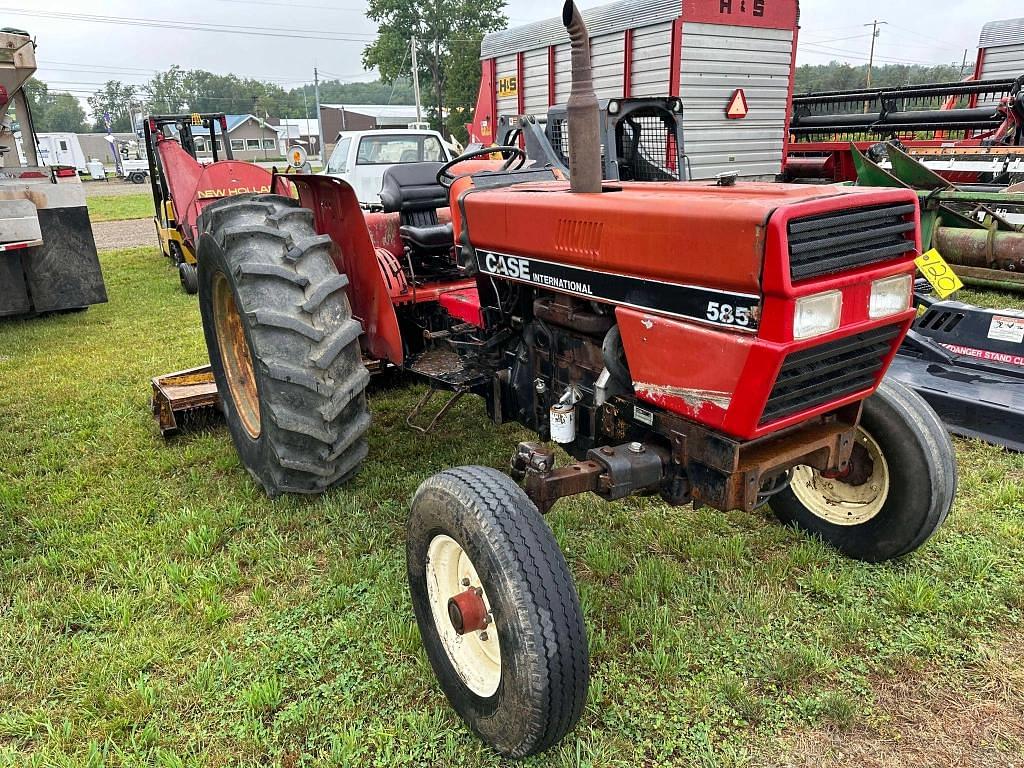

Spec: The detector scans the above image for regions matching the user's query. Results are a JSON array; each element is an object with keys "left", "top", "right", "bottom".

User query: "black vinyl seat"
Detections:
[{"left": 379, "top": 162, "right": 454, "bottom": 252}]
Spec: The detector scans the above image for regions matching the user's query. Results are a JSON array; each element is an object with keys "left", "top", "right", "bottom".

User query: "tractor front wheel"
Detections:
[
  {"left": 178, "top": 262, "right": 198, "bottom": 295},
  {"left": 196, "top": 194, "right": 371, "bottom": 496},
  {"left": 769, "top": 378, "right": 956, "bottom": 562},
  {"left": 408, "top": 466, "right": 589, "bottom": 757}
]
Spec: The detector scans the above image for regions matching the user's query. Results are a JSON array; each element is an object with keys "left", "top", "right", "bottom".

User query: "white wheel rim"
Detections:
[
  {"left": 790, "top": 428, "right": 890, "bottom": 526},
  {"left": 425, "top": 535, "right": 501, "bottom": 697}
]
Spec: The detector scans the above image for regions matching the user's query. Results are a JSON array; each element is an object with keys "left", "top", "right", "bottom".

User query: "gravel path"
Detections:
[{"left": 92, "top": 218, "right": 155, "bottom": 251}]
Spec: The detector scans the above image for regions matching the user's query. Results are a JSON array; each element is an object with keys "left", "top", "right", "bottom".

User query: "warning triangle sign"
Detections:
[{"left": 726, "top": 88, "right": 748, "bottom": 119}]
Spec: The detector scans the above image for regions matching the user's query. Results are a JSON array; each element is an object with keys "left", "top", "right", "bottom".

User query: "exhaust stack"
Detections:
[{"left": 562, "top": 0, "right": 602, "bottom": 193}]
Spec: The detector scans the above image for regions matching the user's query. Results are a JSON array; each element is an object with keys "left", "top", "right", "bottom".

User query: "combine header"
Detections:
[{"left": 786, "top": 76, "right": 1024, "bottom": 184}]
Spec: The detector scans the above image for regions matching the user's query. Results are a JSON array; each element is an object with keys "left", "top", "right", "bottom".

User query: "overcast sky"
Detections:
[{"left": 17, "top": 0, "right": 1019, "bottom": 111}]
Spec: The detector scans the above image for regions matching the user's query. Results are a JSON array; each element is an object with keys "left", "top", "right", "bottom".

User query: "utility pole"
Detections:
[
  {"left": 411, "top": 36, "right": 422, "bottom": 126},
  {"left": 314, "top": 65, "right": 325, "bottom": 165},
  {"left": 959, "top": 49, "right": 969, "bottom": 77},
  {"left": 864, "top": 20, "right": 887, "bottom": 89}
]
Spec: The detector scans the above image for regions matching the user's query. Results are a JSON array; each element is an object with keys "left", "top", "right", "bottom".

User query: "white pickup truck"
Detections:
[{"left": 323, "top": 129, "right": 454, "bottom": 209}]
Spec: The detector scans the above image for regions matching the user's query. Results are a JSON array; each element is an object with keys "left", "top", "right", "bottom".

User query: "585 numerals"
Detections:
[{"left": 706, "top": 301, "right": 752, "bottom": 327}]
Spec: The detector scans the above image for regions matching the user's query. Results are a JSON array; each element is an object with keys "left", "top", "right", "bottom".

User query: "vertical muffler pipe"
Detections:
[{"left": 562, "top": 0, "right": 602, "bottom": 193}]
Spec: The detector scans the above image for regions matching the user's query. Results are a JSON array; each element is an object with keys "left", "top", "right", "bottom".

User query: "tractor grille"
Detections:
[
  {"left": 787, "top": 203, "right": 916, "bottom": 282},
  {"left": 760, "top": 324, "right": 902, "bottom": 425}
]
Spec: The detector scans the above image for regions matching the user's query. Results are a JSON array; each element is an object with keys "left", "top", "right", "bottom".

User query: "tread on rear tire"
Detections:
[
  {"left": 196, "top": 194, "right": 371, "bottom": 496},
  {"left": 408, "top": 466, "right": 589, "bottom": 757}
]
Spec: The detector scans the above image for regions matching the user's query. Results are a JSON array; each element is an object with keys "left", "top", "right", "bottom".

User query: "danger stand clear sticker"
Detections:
[{"left": 989, "top": 315, "right": 1024, "bottom": 344}]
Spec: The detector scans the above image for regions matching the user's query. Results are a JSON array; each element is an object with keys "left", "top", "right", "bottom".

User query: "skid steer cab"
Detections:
[
  {"left": 143, "top": 113, "right": 273, "bottom": 294},
  {"left": 184, "top": 1, "right": 956, "bottom": 757}
]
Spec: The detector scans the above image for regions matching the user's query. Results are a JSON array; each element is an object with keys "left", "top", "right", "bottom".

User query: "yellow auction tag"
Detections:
[{"left": 915, "top": 248, "right": 964, "bottom": 299}]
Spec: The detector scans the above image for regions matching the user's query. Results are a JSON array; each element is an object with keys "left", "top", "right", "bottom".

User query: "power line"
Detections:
[{"left": 0, "top": 7, "right": 379, "bottom": 42}]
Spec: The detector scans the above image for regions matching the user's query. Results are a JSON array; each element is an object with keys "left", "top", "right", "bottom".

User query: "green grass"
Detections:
[
  {"left": 87, "top": 194, "right": 154, "bottom": 222},
  {"left": 1, "top": 250, "right": 1023, "bottom": 766}
]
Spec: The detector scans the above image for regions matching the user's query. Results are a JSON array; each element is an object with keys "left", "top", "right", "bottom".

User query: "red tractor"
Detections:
[{"left": 182, "top": 3, "right": 956, "bottom": 756}]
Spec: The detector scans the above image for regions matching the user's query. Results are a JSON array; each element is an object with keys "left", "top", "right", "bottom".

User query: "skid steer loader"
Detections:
[{"left": 157, "top": 2, "right": 958, "bottom": 756}]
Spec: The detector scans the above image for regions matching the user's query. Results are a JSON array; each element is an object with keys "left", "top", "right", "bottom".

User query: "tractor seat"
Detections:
[
  {"left": 380, "top": 162, "right": 453, "bottom": 251},
  {"left": 399, "top": 222, "right": 454, "bottom": 250}
]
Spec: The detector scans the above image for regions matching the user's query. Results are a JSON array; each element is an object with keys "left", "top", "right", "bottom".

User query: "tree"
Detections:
[
  {"left": 87, "top": 80, "right": 137, "bottom": 132},
  {"left": 23, "top": 77, "right": 51, "bottom": 129},
  {"left": 143, "top": 66, "right": 187, "bottom": 115},
  {"left": 363, "top": 0, "right": 506, "bottom": 139},
  {"left": 45, "top": 93, "right": 87, "bottom": 132}
]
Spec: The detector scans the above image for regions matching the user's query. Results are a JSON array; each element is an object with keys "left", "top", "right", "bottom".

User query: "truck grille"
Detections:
[
  {"left": 760, "top": 324, "right": 902, "bottom": 425},
  {"left": 787, "top": 203, "right": 916, "bottom": 282}
]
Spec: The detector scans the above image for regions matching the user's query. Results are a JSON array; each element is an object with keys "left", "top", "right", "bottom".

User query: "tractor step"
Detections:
[{"left": 404, "top": 347, "right": 486, "bottom": 388}]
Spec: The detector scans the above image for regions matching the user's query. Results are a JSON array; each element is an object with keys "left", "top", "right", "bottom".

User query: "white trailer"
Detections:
[
  {"left": 975, "top": 17, "right": 1024, "bottom": 81},
  {"left": 36, "top": 132, "right": 88, "bottom": 172},
  {"left": 471, "top": 0, "right": 800, "bottom": 180}
]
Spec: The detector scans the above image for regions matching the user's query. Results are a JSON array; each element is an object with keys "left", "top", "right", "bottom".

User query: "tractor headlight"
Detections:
[
  {"left": 793, "top": 290, "right": 843, "bottom": 339},
  {"left": 869, "top": 274, "right": 912, "bottom": 319}
]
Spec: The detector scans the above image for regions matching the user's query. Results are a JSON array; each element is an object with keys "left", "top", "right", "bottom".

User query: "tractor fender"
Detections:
[{"left": 279, "top": 173, "right": 404, "bottom": 365}]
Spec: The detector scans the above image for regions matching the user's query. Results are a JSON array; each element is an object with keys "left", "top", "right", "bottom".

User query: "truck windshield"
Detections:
[
  {"left": 326, "top": 137, "right": 352, "bottom": 174},
  {"left": 355, "top": 135, "right": 445, "bottom": 165}
]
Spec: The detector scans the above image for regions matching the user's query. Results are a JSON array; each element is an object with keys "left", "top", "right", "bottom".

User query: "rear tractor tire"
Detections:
[
  {"left": 195, "top": 194, "right": 371, "bottom": 496},
  {"left": 769, "top": 378, "right": 956, "bottom": 562},
  {"left": 408, "top": 467, "right": 589, "bottom": 758}
]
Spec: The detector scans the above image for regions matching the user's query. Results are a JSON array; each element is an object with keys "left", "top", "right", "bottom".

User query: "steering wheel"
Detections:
[{"left": 436, "top": 145, "right": 527, "bottom": 188}]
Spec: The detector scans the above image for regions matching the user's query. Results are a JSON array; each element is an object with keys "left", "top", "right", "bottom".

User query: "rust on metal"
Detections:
[
  {"left": 211, "top": 271, "right": 261, "bottom": 439},
  {"left": 151, "top": 365, "right": 220, "bottom": 436},
  {"left": 934, "top": 226, "right": 1024, "bottom": 273},
  {"left": 447, "top": 588, "right": 489, "bottom": 635},
  {"left": 523, "top": 460, "right": 604, "bottom": 514},
  {"left": 562, "top": 0, "right": 602, "bottom": 194}
]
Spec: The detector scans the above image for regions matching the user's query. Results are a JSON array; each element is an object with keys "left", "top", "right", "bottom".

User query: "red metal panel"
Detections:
[
  {"left": 781, "top": 24, "right": 799, "bottom": 167},
  {"left": 157, "top": 136, "right": 272, "bottom": 250},
  {"left": 669, "top": 17, "right": 683, "bottom": 97},
  {"left": 469, "top": 58, "right": 497, "bottom": 143},
  {"left": 682, "top": 0, "right": 798, "bottom": 30},
  {"left": 623, "top": 28, "right": 634, "bottom": 98},
  {"left": 286, "top": 174, "right": 404, "bottom": 365},
  {"left": 970, "top": 48, "right": 986, "bottom": 108},
  {"left": 548, "top": 46, "right": 557, "bottom": 106},
  {"left": 516, "top": 51, "right": 526, "bottom": 115}
]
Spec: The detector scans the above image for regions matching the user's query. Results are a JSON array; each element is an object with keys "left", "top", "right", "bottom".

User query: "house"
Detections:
[
  {"left": 189, "top": 114, "right": 283, "bottom": 161},
  {"left": 319, "top": 104, "right": 421, "bottom": 156}
]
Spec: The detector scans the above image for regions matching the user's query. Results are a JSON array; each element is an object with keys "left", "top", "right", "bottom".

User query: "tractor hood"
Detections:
[{"left": 461, "top": 180, "right": 916, "bottom": 296}]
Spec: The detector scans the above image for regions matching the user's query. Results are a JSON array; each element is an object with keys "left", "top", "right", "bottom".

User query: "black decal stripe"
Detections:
[{"left": 476, "top": 249, "right": 761, "bottom": 331}]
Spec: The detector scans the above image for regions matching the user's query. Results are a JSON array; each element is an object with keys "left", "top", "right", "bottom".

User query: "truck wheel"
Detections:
[
  {"left": 769, "top": 378, "right": 955, "bottom": 562},
  {"left": 195, "top": 194, "right": 371, "bottom": 496},
  {"left": 178, "top": 262, "right": 198, "bottom": 295},
  {"left": 408, "top": 467, "right": 589, "bottom": 757},
  {"left": 129, "top": 171, "right": 146, "bottom": 184}
]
